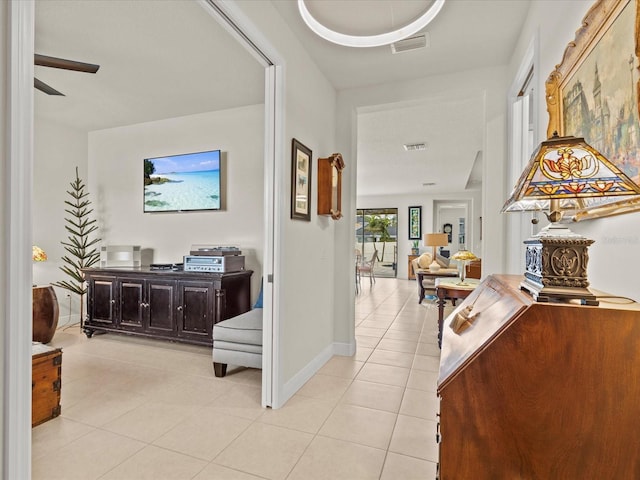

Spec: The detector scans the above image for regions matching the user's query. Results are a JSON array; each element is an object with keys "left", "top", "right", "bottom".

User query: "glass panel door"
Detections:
[{"left": 355, "top": 208, "right": 398, "bottom": 278}]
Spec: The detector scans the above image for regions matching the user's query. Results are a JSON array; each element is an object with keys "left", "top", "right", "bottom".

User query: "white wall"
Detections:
[
  {"left": 33, "top": 116, "right": 88, "bottom": 326},
  {"left": 232, "top": 1, "right": 340, "bottom": 404},
  {"left": 87, "top": 104, "right": 265, "bottom": 301},
  {"left": 508, "top": 0, "right": 640, "bottom": 300},
  {"left": 357, "top": 190, "right": 482, "bottom": 279}
]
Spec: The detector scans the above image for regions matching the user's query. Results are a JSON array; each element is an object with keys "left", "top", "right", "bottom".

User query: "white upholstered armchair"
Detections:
[{"left": 212, "top": 286, "right": 263, "bottom": 377}]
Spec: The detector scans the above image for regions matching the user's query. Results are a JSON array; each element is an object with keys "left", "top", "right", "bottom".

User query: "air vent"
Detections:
[
  {"left": 403, "top": 142, "right": 427, "bottom": 151},
  {"left": 391, "top": 33, "right": 429, "bottom": 54}
]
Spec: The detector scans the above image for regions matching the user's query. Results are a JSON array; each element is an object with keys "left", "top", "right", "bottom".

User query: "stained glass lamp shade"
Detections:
[
  {"left": 502, "top": 134, "right": 640, "bottom": 305},
  {"left": 502, "top": 134, "right": 640, "bottom": 221}
]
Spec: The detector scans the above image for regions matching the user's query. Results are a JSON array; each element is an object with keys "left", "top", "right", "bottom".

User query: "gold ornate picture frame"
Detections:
[{"left": 546, "top": 0, "right": 640, "bottom": 220}]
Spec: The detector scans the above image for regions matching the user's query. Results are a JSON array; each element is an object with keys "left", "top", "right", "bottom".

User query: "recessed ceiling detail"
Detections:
[
  {"left": 391, "top": 34, "right": 428, "bottom": 54},
  {"left": 403, "top": 142, "right": 427, "bottom": 151},
  {"left": 297, "top": 0, "right": 446, "bottom": 48}
]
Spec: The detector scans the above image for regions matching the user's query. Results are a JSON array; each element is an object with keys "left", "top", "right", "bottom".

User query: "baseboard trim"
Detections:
[
  {"left": 278, "top": 338, "right": 355, "bottom": 408},
  {"left": 333, "top": 339, "right": 356, "bottom": 357},
  {"left": 280, "top": 343, "right": 333, "bottom": 407}
]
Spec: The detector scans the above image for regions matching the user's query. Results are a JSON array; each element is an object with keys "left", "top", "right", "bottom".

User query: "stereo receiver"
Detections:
[{"left": 183, "top": 255, "right": 245, "bottom": 273}]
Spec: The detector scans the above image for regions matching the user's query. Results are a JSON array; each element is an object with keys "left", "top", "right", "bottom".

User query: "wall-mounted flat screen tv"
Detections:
[{"left": 143, "top": 149, "right": 221, "bottom": 213}]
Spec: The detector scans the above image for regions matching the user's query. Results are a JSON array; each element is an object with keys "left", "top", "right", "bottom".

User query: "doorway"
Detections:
[
  {"left": 355, "top": 208, "right": 398, "bottom": 278},
  {"left": 6, "top": 3, "right": 281, "bottom": 475},
  {"left": 434, "top": 200, "right": 471, "bottom": 255}
]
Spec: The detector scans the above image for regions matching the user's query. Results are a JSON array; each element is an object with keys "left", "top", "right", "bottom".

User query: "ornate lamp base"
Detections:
[{"left": 521, "top": 234, "right": 599, "bottom": 306}]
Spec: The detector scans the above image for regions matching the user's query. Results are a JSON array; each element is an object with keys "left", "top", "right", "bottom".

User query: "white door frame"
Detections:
[
  {"left": 201, "top": 0, "right": 283, "bottom": 409},
  {"left": 192, "top": 0, "right": 289, "bottom": 404},
  {"left": 434, "top": 200, "right": 471, "bottom": 252},
  {"left": 5, "top": 1, "right": 35, "bottom": 478}
]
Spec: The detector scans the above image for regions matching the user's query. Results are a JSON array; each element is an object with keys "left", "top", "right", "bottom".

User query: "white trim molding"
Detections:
[{"left": 4, "top": 1, "right": 34, "bottom": 478}]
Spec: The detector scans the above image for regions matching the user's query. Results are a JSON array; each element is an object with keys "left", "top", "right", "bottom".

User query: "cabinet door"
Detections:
[
  {"left": 177, "top": 280, "right": 214, "bottom": 341},
  {"left": 88, "top": 276, "right": 117, "bottom": 325},
  {"left": 146, "top": 280, "right": 177, "bottom": 334},
  {"left": 118, "top": 278, "right": 144, "bottom": 330}
]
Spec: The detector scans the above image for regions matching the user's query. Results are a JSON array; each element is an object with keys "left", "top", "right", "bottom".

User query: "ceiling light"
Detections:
[
  {"left": 297, "top": 0, "right": 446, "bottom": 48},
  {"left": 404, "top": 142, "right": 427, "bottom": 151},
  {"left": 391, "top": 34, "right": 429, "bottom": 54}
]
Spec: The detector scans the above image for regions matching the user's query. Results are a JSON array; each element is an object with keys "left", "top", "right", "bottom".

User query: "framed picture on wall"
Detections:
[
  {"left": 546, "top": 0, "right": 640, "bottom": 220},
  {"left": 291, "top": 138, "right": 312, "bottom": 221},
  {"left": 408, "top": 206, "right": 422, "bottom": 240}
]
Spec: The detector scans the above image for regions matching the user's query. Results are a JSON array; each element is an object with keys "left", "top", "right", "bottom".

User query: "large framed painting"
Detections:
[
  {"left": 546, "top": 0, "right": 640, "bottom": 220},
  {"left": 291, "top": 138, "right": 312, "bottom": 221}
]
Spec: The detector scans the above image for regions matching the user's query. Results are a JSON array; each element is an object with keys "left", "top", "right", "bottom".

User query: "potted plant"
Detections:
[
  {"left": 51, "top": 167, "right": 101, "bottom": 328},
  {"left": 411, "top": 240, "right": 420, "bottom": 255}
]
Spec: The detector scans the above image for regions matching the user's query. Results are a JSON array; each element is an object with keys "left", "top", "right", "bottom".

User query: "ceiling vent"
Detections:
[
  {"left": 403, "top": 142, "right": 427, "bottom": 151},
  {"left": 391, "top": 33, "right": 429, "bottom": 54}
]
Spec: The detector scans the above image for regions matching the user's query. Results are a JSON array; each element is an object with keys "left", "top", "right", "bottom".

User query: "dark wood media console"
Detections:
[{"left": 83, "top": 267, "right": 252, "bottom": 346}]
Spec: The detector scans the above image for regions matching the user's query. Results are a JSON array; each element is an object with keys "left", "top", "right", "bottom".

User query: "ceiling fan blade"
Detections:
[
  {"left": 34, "top": 78, "right": 64, "bottom": 96},
  {"left": 35, "top": 54, "right": 100, "bottom": 74}
]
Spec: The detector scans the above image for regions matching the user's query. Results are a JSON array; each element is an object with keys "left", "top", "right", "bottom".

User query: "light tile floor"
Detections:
[{"left": 33, "top": 278, "right": 451, "bottom": 479}]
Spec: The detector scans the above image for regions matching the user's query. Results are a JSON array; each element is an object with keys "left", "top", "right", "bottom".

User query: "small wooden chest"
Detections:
[{"left": 32, "top": 343, "right": 62, "bottom": 427}]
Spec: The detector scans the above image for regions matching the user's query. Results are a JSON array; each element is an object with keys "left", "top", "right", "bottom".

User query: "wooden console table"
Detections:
[
  {"left": 416, "top": 270, "right": 458, "bottom": 304},
  {"left": 83, "top": 267, "right": 252, "bottom": 347},
  {"left": 435, "top": 278, "right": 479, "bottom": 346},
  {"left": 407, "top": 254, "right": 419, "bottom": 279}
]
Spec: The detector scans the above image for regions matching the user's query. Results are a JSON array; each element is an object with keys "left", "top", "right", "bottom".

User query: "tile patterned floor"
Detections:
[{"left": 33, "top": 278, "right": 449, "bottom": 479}]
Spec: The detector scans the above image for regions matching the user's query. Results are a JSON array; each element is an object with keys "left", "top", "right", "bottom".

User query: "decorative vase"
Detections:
[
  {"left": 33, "top": 286, "right": 59, "bottom": 344},
  {"left": 411, "top": 248, "right": 419, "bottom": 255}
]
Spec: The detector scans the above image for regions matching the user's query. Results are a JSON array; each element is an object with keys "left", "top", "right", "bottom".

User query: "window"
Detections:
[
  {"left": 355, "top": 208, "right": 398, "bottom": 278},
  {"left": 507, "top": 38, "right": 539, "bottom": 273}
]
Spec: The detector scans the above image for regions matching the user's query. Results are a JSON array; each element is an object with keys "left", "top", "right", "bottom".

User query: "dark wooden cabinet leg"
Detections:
[
  {"left": 437, "top": 296, "right": 446, "bottom": 348},
  {"left": 213, "top": 362, "right": 227, "bottom": 377}
]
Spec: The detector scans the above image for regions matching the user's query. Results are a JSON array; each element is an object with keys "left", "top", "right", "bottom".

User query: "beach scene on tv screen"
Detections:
[{"left": 144, "top": 150, "right": 221, "bottom": 212}]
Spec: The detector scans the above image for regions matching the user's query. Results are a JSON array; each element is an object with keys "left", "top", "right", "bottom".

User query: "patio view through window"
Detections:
[{"left": 355, "top": 208, "right": 398, "bottom": 278}]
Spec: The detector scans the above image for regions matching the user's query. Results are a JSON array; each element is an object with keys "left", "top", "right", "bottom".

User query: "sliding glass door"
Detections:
[{"left": 355, "top": 208, "right": 398, "bottom": 278}]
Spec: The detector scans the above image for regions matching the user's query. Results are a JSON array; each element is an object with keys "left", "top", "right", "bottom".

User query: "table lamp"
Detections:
[
  {"left": 33, "top": 245, "right": 47, "bottom": 262},
  {"left": 423, "top": 233, "right": 449, "bottom": 272},
  {"left": 502, "top": 133, "right": 640, "bottom": 305},
  {"left": 451, "top": 249, "right": 477, "bottom": 285}
]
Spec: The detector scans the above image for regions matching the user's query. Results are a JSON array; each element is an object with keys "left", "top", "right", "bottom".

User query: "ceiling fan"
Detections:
[{"left": 34, "top": 54, "right": 100, "bottom": 96}]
